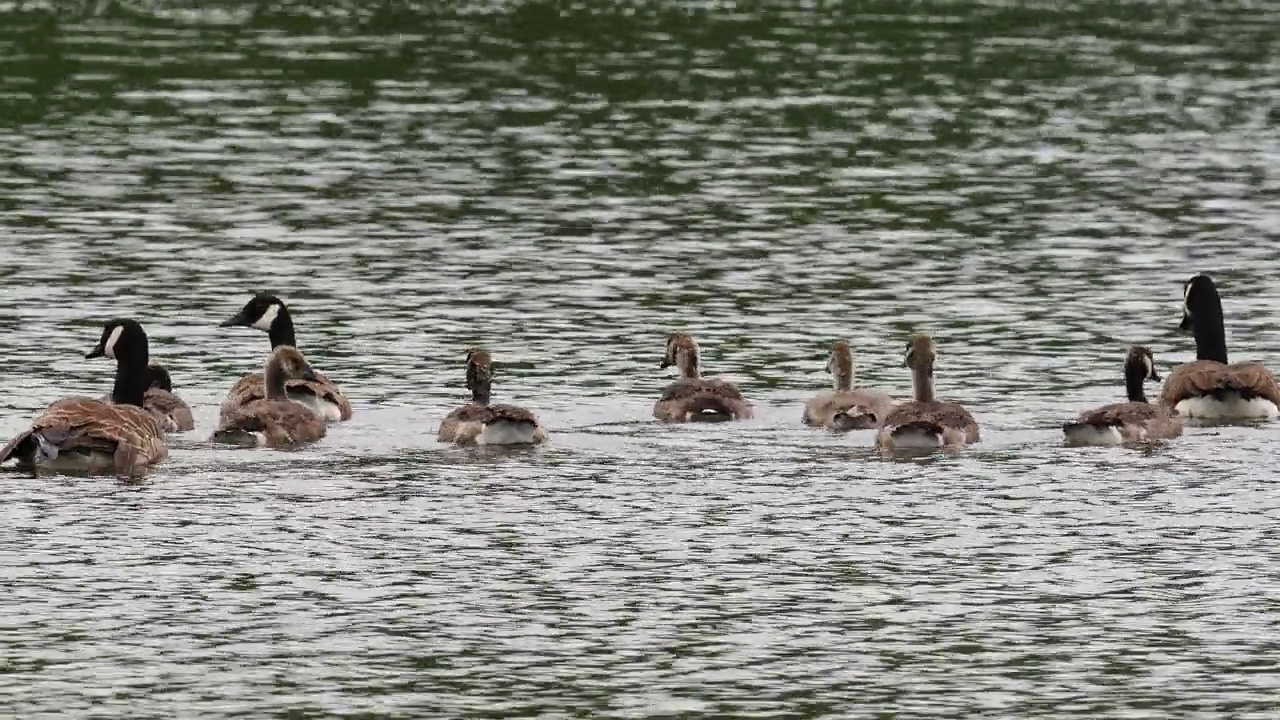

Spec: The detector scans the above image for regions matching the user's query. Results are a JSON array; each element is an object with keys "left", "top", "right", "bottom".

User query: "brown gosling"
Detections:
[
  {"left": 875, "top": 334, "right": 980, "bottom": 451},
  {"left": 1064, "top": 345, "right": 1183, "bottom": 446},
  {"left": 802, "top": 340, "right": 896, "bottom": 431},
  {"left": 211, "top": 346, "right": 328, "bottom": 449},
  {"left": 438, "top": 348, "right": 549, "bottom": 446},
  {"left": 653, "top": 332, "right": 753, "bottom": 423}
]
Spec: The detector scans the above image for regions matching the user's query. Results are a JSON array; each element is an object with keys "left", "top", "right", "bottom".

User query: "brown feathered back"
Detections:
[
  {"left": 653, "top": 378, "right": 753, "bottom": 422},
  {"left": 220, "top": 368, "right": 352, "bottom": 422},
  {"left": 437, "top": 402, "right": 548, "bottom": 444},
  {"left": 877, "top": 401, "right": 980, "bottom": 446},
  {"left": 803, "top": 390, "right": 895, "bottom": 430},
  {"left": 99, "top": 387, "right": 195, "bottom": 433},
  {"left": 215, "top": 399, "right": 327, "bottom": 448},
  {"left": 1070, "top": 401, "right": 1183, "bottom": 442},
  {"left": 143, "top": 388, "right": 196, "bottom": 432},
  {"left": 1160, "top": 360, "right": 1280, "bottom": 411},
  {"left": 1, "top": 397, "right": 168, "bottom": 477}
]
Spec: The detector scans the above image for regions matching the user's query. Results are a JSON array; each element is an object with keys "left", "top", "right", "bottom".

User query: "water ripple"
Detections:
[{"left": 2, "top": 1, "right": 1280, "bottom": 716}]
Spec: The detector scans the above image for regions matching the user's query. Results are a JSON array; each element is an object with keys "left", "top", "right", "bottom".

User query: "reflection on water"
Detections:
[{"left": 3, "top": 1, "right": 1280, "bottom": 716}]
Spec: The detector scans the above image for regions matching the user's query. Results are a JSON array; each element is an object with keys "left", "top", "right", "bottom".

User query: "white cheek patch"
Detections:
[
  {"left": 1143, "top": 355, "right": 1154, "bottom": 378},
  {"left": 251, "top": 303, "right": 281, "bottom": 332},
  {"left": 103, "top": 325, "right": 124, "bottom": 360}
]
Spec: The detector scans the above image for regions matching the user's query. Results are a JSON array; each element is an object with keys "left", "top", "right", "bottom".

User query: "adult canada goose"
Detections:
[
  {"left": 437, "top": 348, "right": 549, "bottom": 446},
  {"left": 98, "top": 363, "right": 194, "bottom": 433},
  {"left": 1064, "top": 345, "right": 1184, "bottom": 445},
  {"left": 653, "top": 332, "right": 753, "bottom": 423},
  {"left": 0, "top": 319, "right": 168, "bottom": 478},
  {"left": 875, "top": 334, "right": 980, "bottom": 451},
  {"left": 218, "top": 293, "right": 352, "bottom": 422},
  {"left": 802, "top": 340, "right": 896, "bottom": 431},
  {"left": 211, "top": 346, "right": 328, "bottom": 449},
  {"left": 1160, "top": 273, "right": 1280, "bottom": 420}
]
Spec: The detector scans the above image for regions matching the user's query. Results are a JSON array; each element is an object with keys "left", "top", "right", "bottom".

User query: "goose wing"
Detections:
[
  {"left": 1161, "top": 360, "right": 1280, "bottom": 407},
  {"left": 1077, "top": 401, "right": 1164, "bottom": 426},
  {"left": 659, "top": 378, "right": 746, "bottom": 403},
  {"left": 221, "top": 370, "right": 352, "bottom": 420},
  {"left": 217, "top": 398, "right": 327, "bottom": 446},
  {"left": 882, "top": 400, "right": 980, "bottom": 443}
]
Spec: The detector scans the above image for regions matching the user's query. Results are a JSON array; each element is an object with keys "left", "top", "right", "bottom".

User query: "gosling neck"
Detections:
[
  {"left": 470, "top": 379, "right": 491, "bottom": 406},
  {"left": 831, "top": 360, "right": 854, "bottom": 392},
  {"left": 1124, "top": 362, "right": 1148, "bottom": 403},
  {"left": 912, "top": 361, "right": 936, "bottom": 403},
  {"left": 263, "top": 353, "right": 291, "bottom": 400},
  {"left": 677, "top": 348, "right": 700, "bottom": 380}
]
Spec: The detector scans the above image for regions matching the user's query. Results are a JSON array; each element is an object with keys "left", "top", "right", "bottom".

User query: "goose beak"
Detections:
[
  {"left": 1179, "top": 313, "right": 1192, "bottom": 331},
  {"left": 1151, "top": 370, "right": 1162, "bottom": 382},
  {"left": 660, "top": 360, "right": 671, "bottom": 369},
  {"left": 220, "top": 311, "right": 249, "bottom": 328},
  {"left": 301, "top": 367, "right": 319, "bottom": 382},
  {"left": 85, "top": 344, "right": 105, "bottom": 359}
]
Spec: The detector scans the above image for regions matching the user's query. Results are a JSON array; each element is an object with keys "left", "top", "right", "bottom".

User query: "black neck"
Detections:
[
  {"left": 1191, "top": 295, "right": 1229, "bottom": 364},
  {"left": 268, "top": 308, "right": 297, "bottom": 349},
  {"left": 263, "top": 356, "right": 289, "bottom": 400},
  {"left": 111, "top": 355, "right": 150, "bottom": 407},
  {"left": 471, "top": 380, "right": 491, "bottom": 406},
  {"left": 1123, "top": 362, "right": 1148, "bottom": 403}
]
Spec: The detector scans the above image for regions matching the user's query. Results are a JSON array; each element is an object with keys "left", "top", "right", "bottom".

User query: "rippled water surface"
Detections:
[{"left": 3, "top": 1, "right": 1280, "bottom": 716}]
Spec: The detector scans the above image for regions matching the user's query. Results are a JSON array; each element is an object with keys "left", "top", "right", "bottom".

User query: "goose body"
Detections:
[
  {"left": 803, "top": 340, "right": 895, "bottom": 430},
  {"left": 438, "top": 403, "right": 549, "bottom": 446},
  {"left": 218, "top": 294, "right": 352, "bottom": 423},
  {"left": 876, "top": 334, "right": 979, "bottom": 451},
  {"left": 653, "top": 332, "right": 753, "bottom": 423},
  {"left": 211, "top": 346, "right": 328, "bottom": 449},
  {"left": 438, "top": 348, "right": 549, "bottom": 446},
  {"left": 1, "top": 320, "right": 168, "bottom": 478},
  {"left": 1160, "top": 274, "right": 1280, "bottom": 421},
  {"left": 1064, "top": 345, "right": 1183, "bottom": 446}
]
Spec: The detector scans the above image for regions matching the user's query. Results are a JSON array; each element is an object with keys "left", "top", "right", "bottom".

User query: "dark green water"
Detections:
[{"left": 2, "top": 1, "right": 1279, "bottom": 717}]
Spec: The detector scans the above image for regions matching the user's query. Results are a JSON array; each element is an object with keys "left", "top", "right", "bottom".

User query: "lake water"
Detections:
[{"left": 2, "top": 1, "right": 1280, "bottom": 716}]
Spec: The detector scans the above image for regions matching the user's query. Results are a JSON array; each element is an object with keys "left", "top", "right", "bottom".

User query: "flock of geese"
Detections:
[{"left": 0, "top": 273, "right": 1276, "bottom": 478}]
